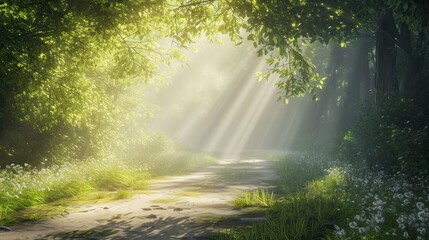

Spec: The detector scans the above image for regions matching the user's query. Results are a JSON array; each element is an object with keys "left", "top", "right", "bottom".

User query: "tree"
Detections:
[
  {"left": 1, "top": 0, "right": 428, "bottom": 168},
  {"left": 0, "top": 0, "right": 200, "bottom": 165}
]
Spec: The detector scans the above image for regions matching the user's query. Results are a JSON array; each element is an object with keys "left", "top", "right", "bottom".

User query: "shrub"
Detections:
[
  {"left": 273, "top": 154, "right": 326, "bottom": 193},
  {"left": 338, "top": 96, "right": 429, "bottom": 175}
]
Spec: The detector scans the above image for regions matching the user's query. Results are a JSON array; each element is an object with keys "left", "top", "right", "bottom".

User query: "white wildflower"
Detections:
[
  {"left": 417, "top": 227, "right": 426, "bottom": 235},
  {"left": 403, "top": 231, "right": 409, "bottom": 238},
  {"left": 349, "top": 221, "right": 358, "bottom": 229}
]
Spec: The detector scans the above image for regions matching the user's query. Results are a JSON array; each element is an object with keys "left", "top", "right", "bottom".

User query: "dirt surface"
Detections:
[{"left": 1, "top": 159, "right": 279, "bottom": 240}]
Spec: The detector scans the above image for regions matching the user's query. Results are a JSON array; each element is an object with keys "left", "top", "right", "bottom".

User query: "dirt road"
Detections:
[{"left": 1, "top": 159, "right": 279, "bottom": 240}]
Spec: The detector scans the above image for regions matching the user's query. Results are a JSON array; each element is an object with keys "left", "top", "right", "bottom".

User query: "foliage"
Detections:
[
  {"left": 0, "top": 143, "right": 214, "bottom": 224},
  {"left": 224, "top": 154, "right": 346, "bottom": 240},
  {"left": 332, "top": 164, "right": 429, "bottom": 239},
  {"left": 0, "top": 0, "right": 178, "bottom": 166},
  {"left": 224, "top": 153, "right": 429, "bottom": 240},
  {"left": 114, "top": 190, "right": 133, "bottom": 200},
  {"left": 273, "top": 154, "right": 326, "bottom": 193},
  {"left": 233, "top": 189, "right": 274, "bottom": 209},
  {"left": 338, "top": 95, "right": 429, "bottom": 175},
  {"left": 1, "top": 0, "right": 426, "bottom": 170}
]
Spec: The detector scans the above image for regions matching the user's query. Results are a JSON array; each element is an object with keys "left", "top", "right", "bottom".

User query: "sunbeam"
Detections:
[
  {"left": 202, "top": 59, "right": 266, "bottom": 154},
  {"left": 222, "top": 78, "right": 277, "bottom": 157},
  {"left": 145, "top": 38, "right": 314, "bottom": 158}
]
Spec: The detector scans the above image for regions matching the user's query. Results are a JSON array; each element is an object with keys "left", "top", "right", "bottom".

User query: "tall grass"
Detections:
[{"left": 233, "top": 189, "right": 275, "bottom": 209}]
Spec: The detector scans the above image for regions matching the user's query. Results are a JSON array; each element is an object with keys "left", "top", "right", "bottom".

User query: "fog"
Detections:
[{"left": 144, "top": 38, "right": 313, "bottom": 158}]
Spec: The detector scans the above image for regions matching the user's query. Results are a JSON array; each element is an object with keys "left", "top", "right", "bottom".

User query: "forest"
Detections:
[{"left": 1, "top": 0, "right": 428, "bottom": 239}]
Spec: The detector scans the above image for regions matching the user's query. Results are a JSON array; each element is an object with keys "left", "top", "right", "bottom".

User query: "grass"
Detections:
[
  {"left": 0, "top": 150, "right": 216, "bottom": 225},
  {"left": 222, "top": 154, "right": 347, "bottom": 239},
  {"left": 223, "top": 153, "right": 429, "bottom": 240},
  {"left": 233, "top": 189, "right": 275, "bottom": 209},
  {"left": 7, "top": 189, "right": 152, "bottom": 224},
  {"left": 114, "top": 190, "right": 133, "bottom": 200},
  {"left": 148, "top": 152, "right": 217, "bottom": 176},
  {"left": 273, "top": 154, "right": 326, "bottom": 193},
  {"left": 13, "top": 204, "right": 67, "bottom": 222}
]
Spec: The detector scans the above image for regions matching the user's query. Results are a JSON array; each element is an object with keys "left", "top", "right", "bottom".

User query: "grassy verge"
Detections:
[
  {"left": 0, "top": 151, "right": 216, "bottom": 225},
  {"left": 222, "top": 153, "right": 429, "bottom": 239},
  {"left": 233, "top": 189, "right": 275, "bottom": 209}
]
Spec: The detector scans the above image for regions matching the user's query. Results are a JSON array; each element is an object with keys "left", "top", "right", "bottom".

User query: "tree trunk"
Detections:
[
  {"left": 341, "top": 35, "right": 372, "bottom": 131},
  {"left": 375, "top": 9, "right": 398, "bottom": 105},
  {"left": 359, "top": 32, "right": 374, "bottom": 102},
  {"left": 311, "top": 42, "right": 342, "bottom": 132}
]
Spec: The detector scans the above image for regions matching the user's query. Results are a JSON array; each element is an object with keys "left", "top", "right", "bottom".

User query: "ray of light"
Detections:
[
  {"left": 222, "top": 79, "right": 277, "bottom": 157},
  {"left": 275, "top": 100, "right": 310, "bottom": 150},
  {"left": 201, "top": 59, "right": 266, "bottom": 153},
  {"left": 173, "top": 54, "right": 254, "bottom": 143},
  {"left": 144, "top": 37, "right": 314, "bottom": 158}
]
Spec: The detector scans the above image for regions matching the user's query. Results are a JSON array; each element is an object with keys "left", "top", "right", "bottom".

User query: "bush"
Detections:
[
  {"left": 274, "top": 154, "right": 326, "bottom": 193},
  {"left": 338, "top": 96, "right": 429, "bottom": 175}
]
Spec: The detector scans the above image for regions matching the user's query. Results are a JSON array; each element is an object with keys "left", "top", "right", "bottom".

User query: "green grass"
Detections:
[
  {"left": 0, "top": 151, "right": 216, "bottom": 225},
  {"left": 273, "top": 154, "right": 326, "bottom": 193},
  {"left": 223, "top": 154, "right": 345, "bottom": 240},
  {"left": 148, "top": 152, "right": 217, "bottom": 176},
  {"left": 233, "top": 189, "right": 275, "bottom": 209},
  {"left": 114, "top": 190, "right": 133, "bottom": 200},
  {"left": 224, "top": 153, "right": 429, "bottom": 240},
  {"left": 13, "top": 204, "right": 67, "bottom": 223}
]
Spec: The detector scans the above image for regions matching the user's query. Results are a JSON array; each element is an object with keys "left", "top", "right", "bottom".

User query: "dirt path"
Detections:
[{"left": 2, "top": 159, "right": 279, "bottom": 240}]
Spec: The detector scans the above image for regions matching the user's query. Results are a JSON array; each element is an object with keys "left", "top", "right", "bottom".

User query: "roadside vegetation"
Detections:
[
  {"left": 223, "top": 153, "right": 429, "bottom": 240},
  {"left": 0, "top": 134, "right": 215, "bottom": 225},
  {"left": 1, "top": 1, "right": 428, "bottom": 239},
  {"left": 233, "top": 189, "right": 275, "bottom": 209}
]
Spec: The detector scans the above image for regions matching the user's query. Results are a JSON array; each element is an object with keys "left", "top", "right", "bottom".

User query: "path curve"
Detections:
[{"left": 2, "top": 159, "right": 279, "bottom": 240}]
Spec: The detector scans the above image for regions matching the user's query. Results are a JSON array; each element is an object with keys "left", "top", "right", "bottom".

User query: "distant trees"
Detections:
[
  {"left": 226, "top": 0, "right": 428, "bottom": 103},
  {"left": 1, "top": 0, "right": 428, "bottom": 171},
  {"left": 225, "top": 0, "right": 428, "bottom": 172}
]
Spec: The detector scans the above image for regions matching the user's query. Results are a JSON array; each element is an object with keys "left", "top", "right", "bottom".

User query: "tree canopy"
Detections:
[{"left": 1, "top": 0, "right": 428, "bottom": 167}]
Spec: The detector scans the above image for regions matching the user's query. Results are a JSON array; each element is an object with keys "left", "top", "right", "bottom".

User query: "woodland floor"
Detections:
[{"left": 2, "top": 159, "right": 279, "bottom": 240}]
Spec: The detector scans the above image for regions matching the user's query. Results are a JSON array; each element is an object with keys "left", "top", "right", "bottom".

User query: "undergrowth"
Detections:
[
  {"left": 233, "top": 189, "right": 275, "bottom": 209},
  {"left": 0, "top": 142, "right": 215, "bottom": 225},
  {"left": 222, "top": 153, "right": 429, "bottom": 239}
]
